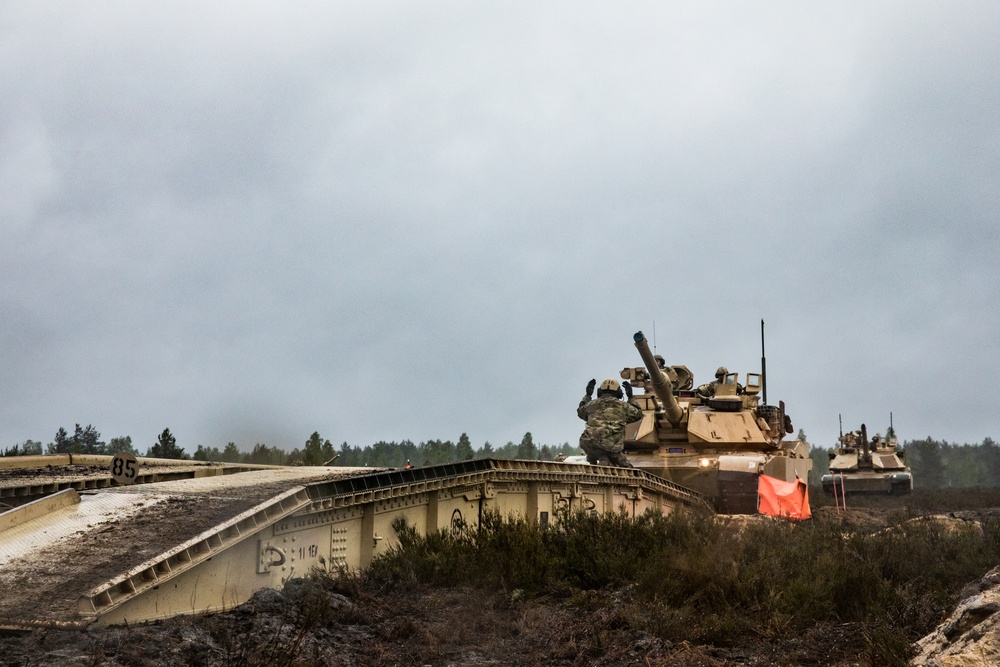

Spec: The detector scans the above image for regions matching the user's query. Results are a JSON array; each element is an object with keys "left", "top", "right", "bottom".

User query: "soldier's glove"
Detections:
[
  {"left": 586, "top": 378, "right": 596, "bottom": 397},
  {"left": 623, "top": 381, "right": 633, "bottom": 399}
]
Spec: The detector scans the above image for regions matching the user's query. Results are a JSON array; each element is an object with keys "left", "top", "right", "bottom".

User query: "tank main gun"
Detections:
[
  {"left": 860, "top": 423, "right": 870, "bottom": 464},
  {"left": 632, "top": 331, "right": 684, "bottom": 426}
]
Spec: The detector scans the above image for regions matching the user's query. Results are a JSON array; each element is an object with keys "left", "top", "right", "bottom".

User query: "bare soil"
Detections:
[{"left": 0, "top": 582, "right": 871, "bottom": 667}]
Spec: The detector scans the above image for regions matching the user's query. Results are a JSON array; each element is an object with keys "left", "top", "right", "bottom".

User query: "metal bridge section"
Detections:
[
  {"left": 0, "top": 454, "right": 279, "bottom": 507},
  {"left": 0, "top": 457, "right": 705, "bottom": 629}
]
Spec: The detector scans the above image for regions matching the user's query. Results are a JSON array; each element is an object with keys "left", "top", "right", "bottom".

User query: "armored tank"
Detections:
[
  {"left": 620, "top": 331, "right": 812, "bottom": 513},
  {"left": 821, "top": 422, "right": 912, "bottom": 496}
]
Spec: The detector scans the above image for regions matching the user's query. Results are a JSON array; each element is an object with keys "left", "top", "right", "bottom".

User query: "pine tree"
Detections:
[
  {"left": 108, "top": 436, "right": 138, "bottom": 455},
  {"left": 455, "top": 433, "right": 475, "bottom": 461},
  {"left": 517, "top": 432, "right": 538, "bottom": 459},
  {"left": 49, "top": 427, "right": 71, "bottom": 454},
  {"left": 148, "top": 428, "right": 186, "bottom": 460},
  {"left": 303, "top": 432, "right": 335, "bottom": 465},
  {"left": 222, "top": 442, "right": 242, "bottom": 462},
  {"left": 74, "top": 424, "right": 105, "bottom": 454},
  {"left": 906, "top": 438, "right": 946, "bottom": 489}
]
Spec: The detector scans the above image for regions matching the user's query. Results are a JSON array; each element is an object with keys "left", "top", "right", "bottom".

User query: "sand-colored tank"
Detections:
[
  {"left": 821, "top": 422, "right": 912, "bottom": 496},
  {"left": 620, "top": 331, "right": 812, "bottom": 513}
]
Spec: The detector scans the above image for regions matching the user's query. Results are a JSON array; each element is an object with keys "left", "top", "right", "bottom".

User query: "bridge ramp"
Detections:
[{"left": 0, "top": 459, "right": 705, "bottom": 628}]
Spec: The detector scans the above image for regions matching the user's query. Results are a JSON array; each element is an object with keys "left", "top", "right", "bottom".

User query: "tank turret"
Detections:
[{"left": 621, "top": 331, "right": 812, "bottom": 513}]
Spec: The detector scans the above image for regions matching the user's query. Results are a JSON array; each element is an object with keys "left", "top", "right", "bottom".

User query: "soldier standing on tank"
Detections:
[{"left": 577, "top": 378, "right": 643, "bottom": 467}]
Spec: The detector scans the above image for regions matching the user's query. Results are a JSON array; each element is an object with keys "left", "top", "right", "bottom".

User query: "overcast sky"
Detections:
[{"left": 2, "top": 2, "right": 998, "bottom": 456}]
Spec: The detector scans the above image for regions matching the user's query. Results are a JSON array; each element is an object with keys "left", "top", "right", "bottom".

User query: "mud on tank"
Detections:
[{"left": 621, "top": 331, "right": 812, "bottom": 513}]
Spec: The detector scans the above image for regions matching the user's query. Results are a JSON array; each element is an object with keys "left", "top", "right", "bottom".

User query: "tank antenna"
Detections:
[
  {"left": 652, "top": 320, "right": 657, "bottom": 353},
  {"left": 760, "top": 319, "right": 767, "bottom": 405},
  {"left": 839, "top": 413, "right": 843, "bottom": 438}
]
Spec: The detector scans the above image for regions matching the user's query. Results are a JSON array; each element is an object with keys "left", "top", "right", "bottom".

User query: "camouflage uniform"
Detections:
[
  {"left": 840, "top": 431, "right": 861, "bottom": 449},
  {"left": 696, "top": 379, "right": 720, "bottom": 398},
  {"left": 577, "top": 394, "right": 643, "bottom": 467},
  {"left": 697, "top": 367, "right": 731, "bottom": 398}
]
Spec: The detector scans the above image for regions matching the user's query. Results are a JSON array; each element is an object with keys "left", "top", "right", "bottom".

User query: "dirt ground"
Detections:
[{"left": 0, "top": 581, "right": 870, "bottom": 667}]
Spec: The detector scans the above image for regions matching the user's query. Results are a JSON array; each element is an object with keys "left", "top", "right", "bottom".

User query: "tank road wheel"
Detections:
[{"left": 450, "top": 509, "right": 465, "bottom": 537}]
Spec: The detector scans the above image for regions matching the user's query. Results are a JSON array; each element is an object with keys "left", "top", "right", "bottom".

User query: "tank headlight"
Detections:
[{"left": 698, "top": 458, "right": 712, "bottom": 469}]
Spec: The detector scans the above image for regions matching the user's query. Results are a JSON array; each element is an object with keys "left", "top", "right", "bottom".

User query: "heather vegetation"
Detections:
[
  {"left": 354, "top": 504, "right": 1000, "bottom": 666},
  {"left": 128, "top": 496, "right": 997, "bottom": 666}
]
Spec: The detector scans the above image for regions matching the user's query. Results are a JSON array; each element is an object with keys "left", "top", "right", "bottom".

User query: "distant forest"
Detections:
[
  {"left": 1, "top": 425, "right": 577, "bottom": 469},
  {"left": 4, "top": 424, "right": 997, "bottom": 490}
]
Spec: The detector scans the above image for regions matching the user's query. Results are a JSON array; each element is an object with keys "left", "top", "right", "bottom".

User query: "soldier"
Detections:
[
  {"left": 577, "top": 378, "right": 643, "bottom": 467},
  {"left": 841, "top": 430, "right": 861, "bottom": 449},
  {"left": 696, "top": 366, "right": 729, "bottom": 398}
]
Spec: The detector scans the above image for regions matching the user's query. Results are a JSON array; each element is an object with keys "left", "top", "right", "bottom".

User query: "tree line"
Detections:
[
  {"left": 808, "top": 436, "right": 1000, "bottom": 489},
  {"left": 2, "top": 425, "right": 185, "bottom": 459},
  {"left": 13, "top": 424, "right": 997, "bottom": 488},
  {"left": 2, "top": 425, "right": 578, "bottom": 468}
]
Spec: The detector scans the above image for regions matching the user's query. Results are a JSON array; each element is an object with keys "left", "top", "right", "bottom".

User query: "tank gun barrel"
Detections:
[{"left": 633, "top": 331, "right": 684, "bottom": 426}]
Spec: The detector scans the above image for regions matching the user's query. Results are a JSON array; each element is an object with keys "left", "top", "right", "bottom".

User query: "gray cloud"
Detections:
[{"left": 2, "top": 2, "right": 999, "bottom": 456}]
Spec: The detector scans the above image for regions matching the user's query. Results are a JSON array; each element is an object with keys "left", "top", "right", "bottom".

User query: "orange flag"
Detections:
[{"left": 757, "top": 475, "right": 812, "bottom": 520}]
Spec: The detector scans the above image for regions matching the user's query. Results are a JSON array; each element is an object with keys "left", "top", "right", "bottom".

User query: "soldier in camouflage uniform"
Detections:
[
  {"left": 696, "top": 366, "right": 729, "bottom": 398},
  {"left": 839, "top": 430, "right": 861, "bottom": 449},
  {"left": 577, "top": 378, "right": 643, "bottom": 467}
]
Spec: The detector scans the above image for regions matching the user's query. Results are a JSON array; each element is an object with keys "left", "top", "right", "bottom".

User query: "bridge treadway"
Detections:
[{"left": 0, "top": 467, "right": 364, "bottom": 627}]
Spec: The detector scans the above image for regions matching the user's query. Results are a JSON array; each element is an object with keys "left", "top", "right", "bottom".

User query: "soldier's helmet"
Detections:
[
  {"left": 715, "top": 366, "right": 728, "bottom": 379},
  {"left": 598, "top": 378, "right": 623, "bottom": 399}
]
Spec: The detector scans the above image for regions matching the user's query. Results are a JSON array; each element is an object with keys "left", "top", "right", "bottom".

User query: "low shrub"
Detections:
[{"left": 358, "top": 506, "right": 1000, "bottom": 665}]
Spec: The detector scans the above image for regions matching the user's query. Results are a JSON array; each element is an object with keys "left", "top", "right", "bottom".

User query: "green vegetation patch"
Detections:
[{"left": 361, "top": 509, "right": 1000, "bottom": 666}]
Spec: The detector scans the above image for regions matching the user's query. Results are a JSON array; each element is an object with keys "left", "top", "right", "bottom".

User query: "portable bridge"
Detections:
[{"left": 0, "top": 456, "right": 705, "bottom": 629}]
